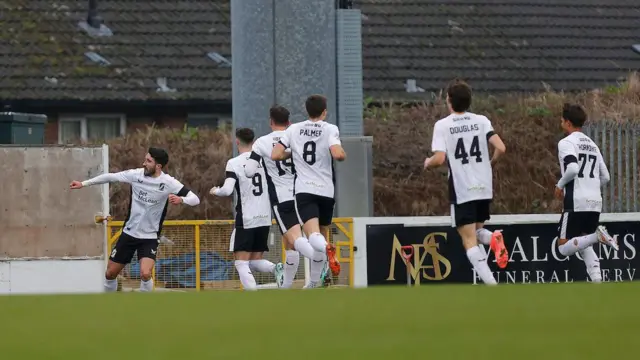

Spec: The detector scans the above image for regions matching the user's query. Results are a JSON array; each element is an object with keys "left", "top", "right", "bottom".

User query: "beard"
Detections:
[{"left": 143, "top": 167, "right": 154, "bottom": 176}]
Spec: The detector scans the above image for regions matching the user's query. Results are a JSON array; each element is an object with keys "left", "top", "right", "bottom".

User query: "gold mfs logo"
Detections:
[{"left": 387, "top": 232, "right": 451, "bottom": 284}]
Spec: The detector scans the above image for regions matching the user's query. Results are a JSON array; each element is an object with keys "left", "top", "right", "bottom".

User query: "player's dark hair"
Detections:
[
  {"left": 236, "top": 127, "right": 255, "bottom": 145},
  {"left": 562, "top": 103, "right": 587, "bottom": 128},
  {"left": 447, "top": 79, "right": 472, "bottom": 113},
  {"left": 270, "top": 105, "right": 290, "bottom": 126},
  {"left": 148, "top": 147, "right": 169, "bottom": 167},
  {"left": 305, "top": 94, "right": 327, "bottom": 119}
]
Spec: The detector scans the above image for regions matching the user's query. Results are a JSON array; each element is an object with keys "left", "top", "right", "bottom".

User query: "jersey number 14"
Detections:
[{"left": 454, "top": 136, "right": 482, "bottom": 164}]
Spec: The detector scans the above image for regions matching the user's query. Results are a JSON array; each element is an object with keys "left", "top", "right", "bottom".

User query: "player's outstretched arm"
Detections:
[
  {"left": 488, "top": 134, "right": 506, "bottom": 164},
  {"left": 69, "top": 170, "right": 136, "bottom": 189},
  {"left": 210, "top": 178, "right": 236, "bottom": 197}
]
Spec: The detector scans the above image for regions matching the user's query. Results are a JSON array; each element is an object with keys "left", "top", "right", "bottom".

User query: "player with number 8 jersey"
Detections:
[{"left": 272, "top": 94, "right": 346, "bottom": 288}]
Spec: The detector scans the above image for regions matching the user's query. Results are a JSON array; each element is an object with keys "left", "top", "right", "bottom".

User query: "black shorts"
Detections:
[
  {"left": 109, "top": 231, "right": 159, "bottom": 264},
  {"left": 229, "top": 226, "right": 270, "bottom": 252},
  {"left": 294, "top": 193, "right": 335, "bottom": 226},
  {"left": 450, "top": 199, "right": 491, "bottom": 228},
  {"left": 558, "top": 211, "right": 600, "bottom": 239},
  {"left": 273, "top": 200, "right": 300, "bottom": 234}
]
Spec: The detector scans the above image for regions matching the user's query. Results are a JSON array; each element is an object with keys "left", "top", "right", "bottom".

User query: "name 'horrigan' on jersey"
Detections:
[
  {"left": 449, "top": 123, "right": 479, "bottom": 134},
  {"left": 300, "top": 129, "right": 322, "bottom": 137},
  {"left": 578, "top": 143, "right": 597, "bottom": 152}
]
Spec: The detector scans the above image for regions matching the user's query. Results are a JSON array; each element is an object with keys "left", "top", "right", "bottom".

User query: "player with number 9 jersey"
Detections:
[{"left": 210, "top": 128, "right": 284, "bottom": 290}]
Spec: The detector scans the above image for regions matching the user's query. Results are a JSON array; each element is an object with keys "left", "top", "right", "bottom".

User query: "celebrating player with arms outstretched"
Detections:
[
  {"left": 70, "top": 147, "right": 200, "bottom": 292},
  {"left": 424, "top": 80, "right": 507, "bottom": 285},
  {"left": 210, "top": 128, "right": 284, "bottom": 290},
  {"left": 272, "top": 95, "right": 346, "bottom": 288},
  {"left": 554, "top": 103, "right": 618, "bottom": 282}
]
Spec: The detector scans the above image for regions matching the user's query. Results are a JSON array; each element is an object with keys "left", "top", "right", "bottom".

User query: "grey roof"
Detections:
[
  {"left": 0, "top": 0, "right": 231, "bottom": 101},
  {"left": 1, "top": 0, "right": 639, "bottom": 101},
  {"left": 356, "top": 0, "right": 640, "bottom": 98}
]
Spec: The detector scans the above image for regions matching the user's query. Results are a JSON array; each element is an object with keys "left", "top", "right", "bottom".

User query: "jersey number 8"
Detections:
[
  {"left": 303, "top": 141, "right": 316, "bottom": 165},
  {"left": 454, "top": 136, "right": 482, "bottom": 164}
]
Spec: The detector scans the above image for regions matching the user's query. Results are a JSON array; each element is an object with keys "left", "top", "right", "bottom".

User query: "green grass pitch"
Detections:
[{"left": 0, "top": 282, "right": 637, "bottom": 359}]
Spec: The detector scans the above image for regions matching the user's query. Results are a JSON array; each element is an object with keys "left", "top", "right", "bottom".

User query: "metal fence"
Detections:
[
  {"left": 583, "top": 122, "right": 639, "bottom": 213},
  {"left": 106, "top": 218, "right": 354, "bottom": 291}
]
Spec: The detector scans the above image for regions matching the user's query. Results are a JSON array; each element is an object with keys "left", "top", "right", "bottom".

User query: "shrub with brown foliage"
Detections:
[{"left": 99, "top": 74, "right": 640, "bottom": 220}]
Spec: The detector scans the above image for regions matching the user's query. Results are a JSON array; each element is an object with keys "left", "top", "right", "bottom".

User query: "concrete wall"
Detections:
[{"left": 0, "top": 146, "right": 106, "bottom": 259}]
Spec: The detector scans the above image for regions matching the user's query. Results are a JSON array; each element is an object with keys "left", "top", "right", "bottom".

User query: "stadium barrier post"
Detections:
[{"left": 195, "top": 224, "right": 201, "bottom": 292}]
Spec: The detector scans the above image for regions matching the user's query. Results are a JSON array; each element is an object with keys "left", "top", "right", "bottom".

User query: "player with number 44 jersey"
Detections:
[{"left": 424, "top": 79, "right": 507, "bottom": 286}]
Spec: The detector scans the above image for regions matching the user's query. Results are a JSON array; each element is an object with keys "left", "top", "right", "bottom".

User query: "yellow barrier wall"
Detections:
[{"left": 107, "top": 218, "right": 354, "bottom": 291}]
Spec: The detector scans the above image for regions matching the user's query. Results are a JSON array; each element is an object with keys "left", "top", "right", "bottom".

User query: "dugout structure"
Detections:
[{"left": 107, "top": 218, "right": 354, "bottom": 291}]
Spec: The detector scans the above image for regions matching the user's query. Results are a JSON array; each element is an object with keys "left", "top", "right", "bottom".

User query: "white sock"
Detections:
[
  {"left": 235, "top": 260, "right": 257, "bottom": 291},
  {"left": 309, "top": 251, "right": 326, "bottom": 283},
  {"left": 308, "top": 232, "right": 327, "bottom": 252},
  {"left": 559, "top": 233, "right": 598, "bottom": 257},
  {"left": 294, "top": 237, "right": 315, "bottom": 259},
  {"left": 308, "top": 233, "right": 328, "bottom": 283},
  {"left": 579, "top": 247, "right": 602, "bottom": 283},
  {"left": 477, "top": 244, "right": 488, "bottom": 258},
  {"left": 104, "top": 278, "right": 118, "bottom": 292},
  {"left": 467, "top": 246, "right": 497, "bottom": 285},
  {"left": 283, "top": 250, "right": 300, "bottom": 288},
  {"left": 140, "top": 279, "right": 153, "bottom": 292},
  {"left": 476, "top": 228, "right": 493, "bottom": 246},
  {"left": 249, "top": 259, "right": 276, "bottom": 273}
]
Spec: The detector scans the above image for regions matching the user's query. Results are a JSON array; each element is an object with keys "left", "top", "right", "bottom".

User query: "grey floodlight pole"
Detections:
[{"left": 231, "top": 0, "right": 338, "bottom": 149}]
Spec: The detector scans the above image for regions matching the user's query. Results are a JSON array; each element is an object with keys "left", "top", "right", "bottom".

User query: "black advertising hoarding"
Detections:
[{"left": 366, "top": 221, "right": 638, "bottom": 286}]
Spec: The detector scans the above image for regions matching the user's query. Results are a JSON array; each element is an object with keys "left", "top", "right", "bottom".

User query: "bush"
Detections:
[{"left": 101, "top": 74, "right": 640, "bottom": 219}]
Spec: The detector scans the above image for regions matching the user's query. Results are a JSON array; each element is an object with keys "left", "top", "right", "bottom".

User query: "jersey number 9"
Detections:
[{"left": 252, "top": 174, "right": 263, "bottom": 196}]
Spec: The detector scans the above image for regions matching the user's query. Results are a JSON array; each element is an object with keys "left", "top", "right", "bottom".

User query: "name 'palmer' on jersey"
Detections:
[
  {"left": 557, "top": 132, "right": 606, "bottom": 212},
  {"left": 279, "top": 120, "right": 341, "bottom": 199},
  {"left": 432, "top": 112, "right": 495, "bottom": 204}
]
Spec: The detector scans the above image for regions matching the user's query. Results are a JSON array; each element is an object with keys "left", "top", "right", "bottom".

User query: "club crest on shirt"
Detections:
[{"left": 159, "top": 183, "right": 165, "bottom": 191}]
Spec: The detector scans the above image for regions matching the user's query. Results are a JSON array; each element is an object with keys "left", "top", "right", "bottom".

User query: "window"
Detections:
[
  {"left": 58, "top": 115, "right": 126, "bottom": 144},
  {"left": 187, "top": 114, "right": 231, "bottom": 129}
]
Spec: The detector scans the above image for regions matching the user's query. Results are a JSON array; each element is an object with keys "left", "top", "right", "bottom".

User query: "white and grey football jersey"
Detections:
[
  {"left": 114, "top": 169, "right": 188, "bottom": 239},
  {"left": 225, "top": 152, "right": 272, "bottom": 229},
  {"left": 558, "top": 132, "right": 606, "bottom": 212},
  {"left": 252, "top": 130, "right": 295, "bottom": 204},
  {"left": 279, "top": 120, "right": 341, "bottom": 198},
  {"left": 431, "top": 112, "right": 495, "bottom": 204}
]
